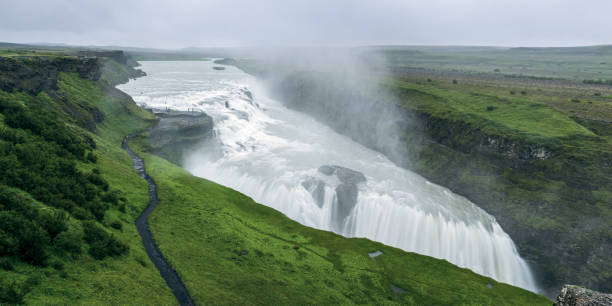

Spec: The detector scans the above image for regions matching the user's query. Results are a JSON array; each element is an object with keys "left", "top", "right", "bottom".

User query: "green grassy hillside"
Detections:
[
  {"left": 129, "top": 137, "right": 550, "bottom": 305},
  {"left": 0, "top": 51, "right": 551, "bottom": 305},
  {"left": 390, "top": 77, "right": 612, "bottom": 294},
  {"left": 0, "top": 53, "right": 175, "bottom": 304}
]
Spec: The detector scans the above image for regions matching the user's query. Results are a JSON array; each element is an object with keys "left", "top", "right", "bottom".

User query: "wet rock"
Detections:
[
  {"left": 318, "top": 165, "right": 366, "bottom": 231},
  {"left": 555, "top": 285, "right": 612, "bottom": 306},
  {"left": 368, "top": 250, "right": 382, "bottom": 258},
  {"left": 317, "top": 165, "right": 366, "bottom": 184},
  {"left": 335, "top": 183, "right": 358, "bottom": 219},
  {"left": 302, "top": 177, "right": 326, "bottom": 207},
  {"left": 318, "top": 165, "right": 335, "bottom": 176},
  {"left": 214, "top": 58, "right": 236, "bottom": 66},
  {"left": 148, "top": 111, "right": 214, "bottom": 164},
  {"left": 390, "top": 284, "right": 406, "bottom": 294},
  {"left": 241, "top": 88, "right": 253, "bottom": 101},
  {"left": 233, "top": 109, "right": 249, "bottom": 121}
]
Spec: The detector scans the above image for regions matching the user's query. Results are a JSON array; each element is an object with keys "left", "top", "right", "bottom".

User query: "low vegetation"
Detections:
[
  {"left": 130, "top": 137, "right": 550, "bottom": 305},
  {"left": 0, "top": 52, "right": 174, "bottom": 304}
]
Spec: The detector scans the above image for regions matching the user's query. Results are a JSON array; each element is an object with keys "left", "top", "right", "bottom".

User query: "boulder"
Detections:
[
  {"left": 555, "top": 285, "right": 612, "bottom": 306},
  {"left": 241, "top": 88, "right": 253, "bottom": 101},
  {"left": 317, "top": 165, "right": 366, "bottom": 184},
  {"left": 332, "top": 183, "right": 359, "bottom": 226},
  {"left": 316, "top": 165, "right": 366, "bottom": 232},
  {"left": 301, "top": 177, "right": 326, "bottom": 207},
  {"left": 148, "top": 111, "right": 214, "bottom": 164}
]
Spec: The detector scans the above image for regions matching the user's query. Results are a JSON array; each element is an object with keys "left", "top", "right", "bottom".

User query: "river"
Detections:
[{"left": 118, "top": 60, "right": 538, "bottom": 292}]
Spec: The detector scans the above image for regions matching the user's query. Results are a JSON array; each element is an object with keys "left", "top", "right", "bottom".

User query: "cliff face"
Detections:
[
  {"left": 267, "top": 71, "right": 612, "bottom": 296},
  {"left": 0, "top": 56, "right": 101, "bottom": 94},
  {"left": 146, "top": 111, "right": 214, "bottom": 165}
]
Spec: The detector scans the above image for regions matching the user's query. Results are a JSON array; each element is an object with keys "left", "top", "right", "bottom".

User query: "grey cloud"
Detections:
[{"left": 0, "top": 0, "right": 611, "bottom": 48}]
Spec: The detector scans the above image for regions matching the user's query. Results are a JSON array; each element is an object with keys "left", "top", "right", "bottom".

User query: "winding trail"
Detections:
[{"left": 122, "top": 137, "right": 195, "bottom": 306}]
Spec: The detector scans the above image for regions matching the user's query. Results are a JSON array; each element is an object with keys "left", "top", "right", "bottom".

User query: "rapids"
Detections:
[{"left": 118, "top": 60, "right": 538, "bottom": 292}]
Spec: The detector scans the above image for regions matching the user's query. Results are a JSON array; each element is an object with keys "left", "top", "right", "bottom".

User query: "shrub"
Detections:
[
  {"left": 509, "top": 90, "right": 516, "bottom": 95},
  {"left": 0, "top": 257, "right": 13, "bottom": 271},
  {"left": 38, "top": 211, "right": 68, "bottom": 239},
  {"left": 0, "top": 211, "right": 50, "bottom": 266},
  {"left": 109, "top": 220, "right": 123, "bottom": 231},
  {"left": 452, "top": 79, "right": 458, "bottom": 84},
  {"left": 520, "top": 90, "right": 527, "bottom": 95},
  {"left": 86, "top": 151, "right": 97, "bottom": 163},
  {"left": 86, "top": 172, "right": 108, "bottom": 190},
  {"left": 0, "top": 94, "right": 114, "bottom": 229},
  {"left": 51, "top": 259, "right": 64, "bottom": 271},
  {"left": 101, "top": 190, "right": 121, "bottom": 205},
  {"left": 83, "top": 221, "right": 128, "bottom": 260},
  {"left": 0, "top": 279, "right": 27, "bottom": 304},
  {"left": 0, "top": 229, "right": 18, "bottom": 256},
  {"left": 53, "top": 228, "right": 82, "bottom": 255}
]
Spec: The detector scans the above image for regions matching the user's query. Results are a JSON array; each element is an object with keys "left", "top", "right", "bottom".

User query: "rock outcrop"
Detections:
[
  {"left": 0, "top": 56, "right": 101, "bottom": 94},
  {"left": 318, "top": 165, "right": 367, "bottom": 185},
  {"left": 301, "top": 177, "right": 326, "bottom": 207},
  {"left": 147, "top": 111, "right": 214, "bottom": 165},
  {"left": 317, "top": 165, "right": 366, "bottom": 231},
  {"left": 555, "top": 285, "right": 612, "bottom": 306}
]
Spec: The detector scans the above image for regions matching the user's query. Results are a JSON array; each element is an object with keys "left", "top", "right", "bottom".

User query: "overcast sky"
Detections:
[{"left": 1, "top": 0, "right": 611, "bottom": 49}]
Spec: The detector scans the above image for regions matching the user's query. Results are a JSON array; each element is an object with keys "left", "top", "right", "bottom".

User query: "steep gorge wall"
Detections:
[{"left": 266, "top": 71, "right": 612, "bottom": 297}]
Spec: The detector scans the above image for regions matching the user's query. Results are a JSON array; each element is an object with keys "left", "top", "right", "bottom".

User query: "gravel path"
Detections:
[{"left": 123, "top": 137, "right": 195, "bottom": 306}]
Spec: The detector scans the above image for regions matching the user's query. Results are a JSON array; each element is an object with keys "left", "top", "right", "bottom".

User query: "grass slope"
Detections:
[
  {"left": 391, "top": 79, "right": 595, "bottom": 141},
  {"left": 129, "top": 138, "right": 550, "bottom": 305},
  {"left": 0, "top": 60, "right": 175, "bottom": 304},
  {"left": 389, "top": 77, "right": 612, "bottom": 293}
]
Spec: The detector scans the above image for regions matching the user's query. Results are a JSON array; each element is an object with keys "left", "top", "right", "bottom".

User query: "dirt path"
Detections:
[{"left": 122, "top": 137, "right": 195, "bottom": 306}]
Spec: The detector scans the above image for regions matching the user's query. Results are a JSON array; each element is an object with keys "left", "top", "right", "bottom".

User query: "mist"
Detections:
[{"left": 244, "top": 47, "right": 409, "bottom": 167}]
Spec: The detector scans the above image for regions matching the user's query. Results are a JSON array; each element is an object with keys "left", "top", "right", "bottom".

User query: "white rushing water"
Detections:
[{"left": 118, "top": 60, "right": 538, "bottom": 292}]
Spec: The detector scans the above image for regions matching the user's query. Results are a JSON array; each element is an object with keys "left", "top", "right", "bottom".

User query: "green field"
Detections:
[{"left": 377, "top": 45, "right": 612, "bottom": 81}]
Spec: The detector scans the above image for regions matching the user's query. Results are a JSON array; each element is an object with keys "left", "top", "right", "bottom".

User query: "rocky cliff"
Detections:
[
  {"left": 0, "top": 56, "right": 101, "bottom": 94},
  {"left": 145, "top": 111, "right": 214, "bottom": 165},
  {"left": 264, "top": 70, "right": 612, "bottom": 297}
]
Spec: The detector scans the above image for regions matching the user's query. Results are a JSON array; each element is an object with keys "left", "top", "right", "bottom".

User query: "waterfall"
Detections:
[{"left": 118, "top": 60, "right": 539, "bottom": 292}]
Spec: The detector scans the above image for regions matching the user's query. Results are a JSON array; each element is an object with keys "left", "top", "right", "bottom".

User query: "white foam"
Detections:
[{"left": 118, "top": 60, "right": 539, "bottom": 292}]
